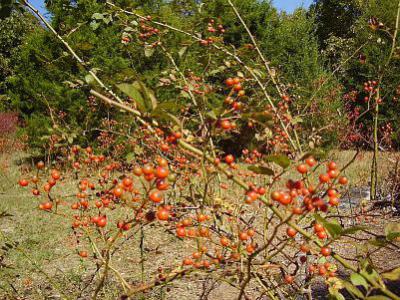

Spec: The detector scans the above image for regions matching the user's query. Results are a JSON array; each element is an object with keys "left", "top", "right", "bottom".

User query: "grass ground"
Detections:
[
  {"left": 330, "top": 150, "right": 400, "bottom": 187},
  {"left": 0, "top": 149, "right": 399, "bottom": 299}
]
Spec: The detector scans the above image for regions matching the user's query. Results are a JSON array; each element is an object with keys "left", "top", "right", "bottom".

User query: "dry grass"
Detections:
[{"left": 329, "top": 150, "right": 400, "bottom": 187}]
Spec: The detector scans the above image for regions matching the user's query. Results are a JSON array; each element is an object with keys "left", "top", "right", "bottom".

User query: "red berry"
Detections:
[
  {"left": 329, "top": 197, "right": 339, "bottom": 206},
  {"left": 156, "top": 209, "right": 170, "bottom": 221},
  {"left": 113, "top": 187, "right": 123, "bottom": 198},
  {"left": 257, "top": 187, "right": 266, "bottom": 195},
  {"left": 246, "top": 230, "right": 255, "bottom": 239},
  {"left": 51, "top": 170, "right": 61, "bottom": 180},
  {"left": 220, "top": 119, "right": 231, "bottom": 130},
  {"left": 338, "top": 176, "right": 348, "bottom": 185},
  {"left": 97, "top": 218, "right": 107, "bottom": 228},
  {"left": 156, "top": 179, "right": 169, "bottom": 191},
  {"left": 319, "top": 174, "right": 330, "bottom": 183},
  {"left": 19, "top": 179, "right": 29, "bottom": 187},
  {"left": 176, "top": 227, "right": 186, "bottom": 238},
  {"left": 220, "top": 237, "right": 230, "bottom": 247},
  {"left": 233, "top": 83, "right": 242, "bottom": 91},
  {"left": 297, "top": 164, "right": 308, "bottom": 174},
  {"left": 286, "top": 227, "right": 297, "bottom": 238},
  {"left": 42, "top": 202, "right": 53, "bottom": 210},
  {"left": 142, "top": 165, "right": 154, "bottom": 175},
  {"left": 79, "top": 251, "right": 88, "bottom": 258},
  {"left": 328, "top": 169, "right": 339, "bottom": 179},
  {"left": 225, "top": 154, "right": 234, "bottom": 164},
  {"left": 155, "top": 166, "right": 169, "bottom": 179},
  {"left": 300, "top": 244, "right": 310, "bottom": 253},
  {"left": 271, "top": 191, "right": 282, "bottom": 202},
  {"left": 149, "top": 190, "right": 163, "bottom": 203},
  {"left": 239, "top": 232, "right": 249, "bottom": 241},
  {"left": 133, "top": 167, "right": 143, "bottom": 176},
  {"left": 122, "top": 177, "right": 133, "bottom": 187},
  {"left": 279, "top": 193, "right": 292, "bottom": 205},
  {"left": 284, "top": 275, "right": 294, "bottom": 284},
  {"left": 327, "top": 189, "right": 337, "bottom": 197},
  {"left": 314, "top": 223, "right": 324, "bottom": 233},
  {"left": 305, "top": 156, "right": 317, "bottom": 167},
  {"left": 317, "top": 231, "right": 328, "bottom": 239},
  {"left": 327, "top": 162, "right": 337, "bottom": 170},
  {"left": 225, "top": 78, "right": 234, "bottom": 86},
  {"left": 320, "top": 247, "right": 331, "bottom": 257}
]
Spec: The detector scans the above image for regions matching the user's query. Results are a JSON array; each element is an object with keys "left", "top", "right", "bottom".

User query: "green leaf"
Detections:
[
  {"left": 118, "top": 81, "right": 158, "bottom": 112},
  {"left": 90, "top": 21, "right": 100, "bottom": 30},
  {"left": 151, "top": 102, "right": 183, "bottom": 124},
  {"left": 126, "top": 152, "right": 135, "bottom": 163},
  {"left": 144, "top": 47, "right": 155, "bottom": 57},
  {"left": 341, "top": 280, "right": 365, "bottom": 299},
  {"left": 151, "top": 101, "right": 183, "bottom": 116},
  {"left": 92, "top": 13, "right": 104, "bottom": 20},
  {"left": 178, "top": 46, "right": 188, "bottom": 58},
  {"left": 237, "top": 71, "right": 245, "bottom": 78},
  {"left": 382, "top": 267, "right": 400, "bottom": 281},
  {"left": 137, "top": 81, "right": 157, "bottom": 111},
  {"left": 265, "top": 154, "right": 290, "bottom": 169},
  {"left": 368, "top": 237, "right": 388, "bottom": 247},
  {"left": 385, "top": 223, "right": 400, "bottom": 241},
  {"left": 124, "top": 26, "right": 134, "bottom": 32},
  {"left": 313, "top": 216, "right": 365, "bottom": 239},
  {"left": 206, "top": 110, "right": 217, "bottom": 120},
  {"left": 360, "top": 266, "right": 385, "bottom": 289},
  {"left": 75, "top": 42, "right": 94, "bottom": 51},
  {"left": 85, "top": 74, "right": 95, "bottom": 85},
  {"left": 103, "top": 14, "right": 113, "bottom": 24},
  {"left": 116, "top": 82, "right": 146, "bottom": 112},
  {"left": 166, "top": 113, "right": 182, "bottom": 129},
  {"left": 133, "top": 145, "right": 144, "bottom": 156},
  {"left": 208, "top": 66, "right": 227, "bottom": 76},
  {"left": 250, "top": 68, "right": 266, "bottom": 79},
  {"left": 350, "top": 273, "right": 369, "bottom": 290},
  {"left": 365, "top": 296, "right": 391, "bottom": 300},
  {"left": 242, "top": 112, "right": 273, "bottom": 123},
  {"left": 291, "top": 116, "right": 303, "bottom": 125},
  {"left": 341, "top": 226, "right": 366, "bottom": 235},
  {"left": 314, "top": 214, "right": 343, "bottom": 238},
  {"left": 247, "top": 165, "right": 275, "bottom": 176},
  {"left": 387, "top": 232, "right": 400, "bottom": 241},
  {"left": 328, "top": 288, "right": 345, "bottom": 300}
]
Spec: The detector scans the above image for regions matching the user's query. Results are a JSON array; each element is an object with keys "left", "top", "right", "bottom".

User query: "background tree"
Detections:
[{"left": 3, "top": 0, "right": 399, "bottom": 156}]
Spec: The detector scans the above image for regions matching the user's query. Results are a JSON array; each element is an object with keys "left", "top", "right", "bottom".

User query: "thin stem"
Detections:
[
  {"left": 226, "top": 0, "right": 281, "bottom": 96},
  {"left": 370, "top": 0, "right": 400, "bottom": 200},
  {"left": 228, "top": 0, "right": 302, "bottom": 153},
  {"left": 31, "top": 86, "right": 400, "bottom": 300},
  {"left": 92, "top": 253, "right": 110, "bottom": 300},
  {"left": 159, "top": 45, "right": 223, "bottom": 192},
  {"left": 106, "top": 1, "right": 300, "bottom": 152},
  {"left": 385, "top": 0, "right": 400, "bottom": 68}
]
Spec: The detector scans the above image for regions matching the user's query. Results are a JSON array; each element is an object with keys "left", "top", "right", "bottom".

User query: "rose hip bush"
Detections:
[
  {"left": 19, "top": 136, "right": 354, "bottom": 298},
  {"left": 18, "top": 133, "right": 400, "bottom": 299},
  {"left": 15, "top": 1, "right": 400, "bottom": 299}
]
